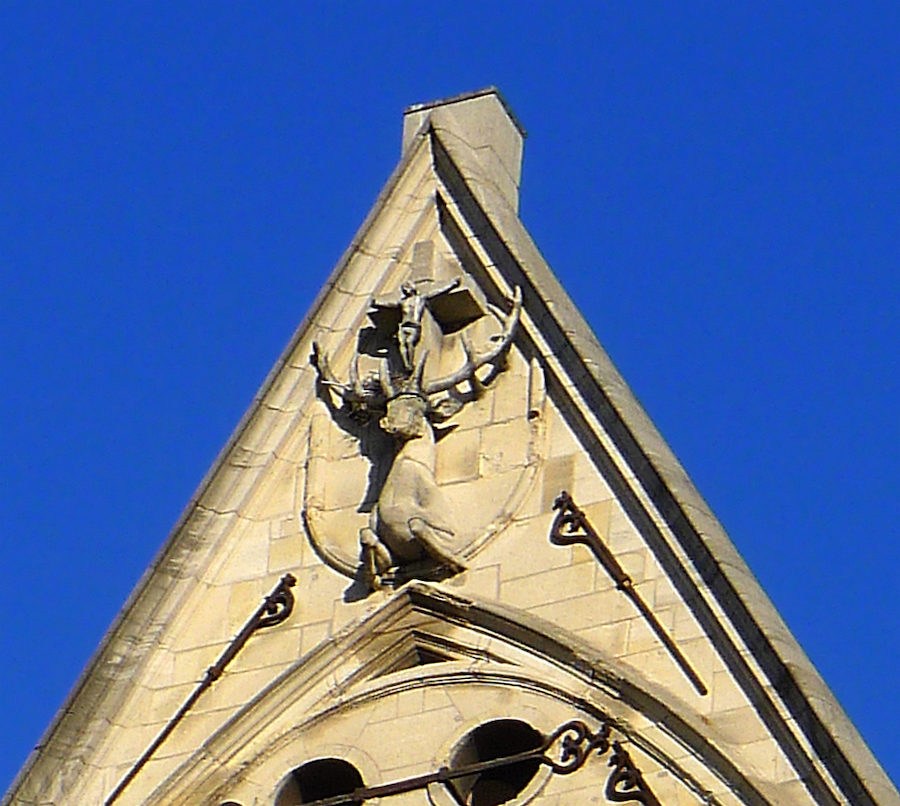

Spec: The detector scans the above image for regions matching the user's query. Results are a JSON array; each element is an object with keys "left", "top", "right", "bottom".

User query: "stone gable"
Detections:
[{"left": 5, "top": 89, "right": 896, "bottom": 806}]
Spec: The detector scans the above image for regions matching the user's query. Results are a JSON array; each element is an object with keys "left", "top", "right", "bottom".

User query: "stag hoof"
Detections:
[
  {"left": 359, "top": 527, "right": 393, "bottom": 592},
  {"left": 363, "top": 568, "right": 385, "bottom": 591}
]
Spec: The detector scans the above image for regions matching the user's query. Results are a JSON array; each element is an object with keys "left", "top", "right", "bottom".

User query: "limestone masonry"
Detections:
[{"left": 5, "top": 88, "right": 897, "bottom": 806}]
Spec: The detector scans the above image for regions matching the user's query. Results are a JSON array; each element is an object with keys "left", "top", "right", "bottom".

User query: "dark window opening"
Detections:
[
  {"left": 449, "top": 719, "right": 544, "bottom": 806},
  {"left": 276, "top": 758, "right": 364, "bottom": 806},
  {"left": 414, "top": 645, "right": 453, "bottom": 665}
]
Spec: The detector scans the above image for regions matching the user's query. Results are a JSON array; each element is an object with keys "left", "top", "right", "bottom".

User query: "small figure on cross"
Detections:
[{"left": 394, "top": 277, "right": 461, "bottom": 372}]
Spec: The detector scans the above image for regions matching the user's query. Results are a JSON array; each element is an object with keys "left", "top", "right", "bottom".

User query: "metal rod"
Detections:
[
  {"left": 302, "top": 719, "right": 610, "bottom": 806},
  {"left": 104, "top": 573, "right": 297, "bottom": 806},
  {"left": 551, "top": 491, "right": 707, "bottom": 696},
  {"left": 297, "top": 719, "right": 659, "bottom": 806}
]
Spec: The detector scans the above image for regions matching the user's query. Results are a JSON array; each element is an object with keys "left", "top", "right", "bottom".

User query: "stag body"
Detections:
[
  {"left": 312, "top": 284, "right": 521, "bottom": 591},
  {"left": 360, "top": 393, "right": 463, "bottom": 589}
]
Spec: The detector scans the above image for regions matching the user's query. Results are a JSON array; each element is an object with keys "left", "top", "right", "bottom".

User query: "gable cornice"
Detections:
[{"left": 143, "top": 582, "right": 776, "bottom": 806}]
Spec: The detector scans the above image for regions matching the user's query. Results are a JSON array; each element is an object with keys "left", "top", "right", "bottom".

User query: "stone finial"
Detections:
[{"left": 402, "top": 87, "right": 526, "bottom": 211}]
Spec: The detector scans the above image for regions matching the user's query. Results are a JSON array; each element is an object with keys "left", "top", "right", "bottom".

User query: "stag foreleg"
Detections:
[{"left": 360, "top": 512, "right": 392, "bottom": 591}]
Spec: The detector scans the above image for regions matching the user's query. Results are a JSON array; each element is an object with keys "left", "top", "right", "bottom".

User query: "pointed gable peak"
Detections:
[
  {"left": 8, "top": 90, "right": 899, "bottom": 806},
  {"left": 403, "top": 87, "right": 525, "bottom": 211}
]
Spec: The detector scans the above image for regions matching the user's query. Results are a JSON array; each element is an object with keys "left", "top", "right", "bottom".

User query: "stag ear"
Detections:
[{"left": 429, "top": 395, "right": 464, "bottom": 422}]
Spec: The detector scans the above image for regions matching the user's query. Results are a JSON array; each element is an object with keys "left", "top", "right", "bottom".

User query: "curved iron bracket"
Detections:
[
  {"left": 290, "top": 719, "right": 659, "bottom": 806},
  {"left": 105, "top": 574, "right": 298, "bottom": 806},
  {"left": 551, "top": 491, "right": 707, "bottom": 696}
]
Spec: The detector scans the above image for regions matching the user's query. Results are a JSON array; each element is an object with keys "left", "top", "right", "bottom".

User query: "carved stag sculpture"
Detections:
[{"left": 312, "top": 285, "right": 522, "bottom": 590}]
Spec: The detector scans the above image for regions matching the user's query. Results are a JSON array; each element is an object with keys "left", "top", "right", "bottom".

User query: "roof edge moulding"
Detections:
[{"left": 4, "top": 89, "right": 897, "bottom": 806}]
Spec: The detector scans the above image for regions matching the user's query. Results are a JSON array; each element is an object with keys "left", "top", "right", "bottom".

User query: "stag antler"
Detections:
[
  {"left": 423, "top": 286, "right": 522, "bottom": 396},
  {"left": 311, "top": 343, "right": 371, "bottom": 405}
]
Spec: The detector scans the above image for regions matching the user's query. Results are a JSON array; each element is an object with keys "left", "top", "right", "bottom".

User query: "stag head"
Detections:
[
  {"left": 379, "top": 393, "right": 429, "bottom": 441},
  {"left": 312, "top": 285, "right": 522, "bottom": 432}
]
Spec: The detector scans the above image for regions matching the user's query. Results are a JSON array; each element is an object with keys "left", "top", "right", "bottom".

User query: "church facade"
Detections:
[{"left": 4, "top": 89, "right": 896, "bottom": 806}]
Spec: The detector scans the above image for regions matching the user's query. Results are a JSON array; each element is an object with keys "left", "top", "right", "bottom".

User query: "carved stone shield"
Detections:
[{"left": 302, "top": 319, "right": 547, "bottom": 584}]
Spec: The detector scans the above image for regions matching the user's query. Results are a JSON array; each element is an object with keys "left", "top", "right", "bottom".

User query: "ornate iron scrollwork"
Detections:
[
  {"left": 294, "top": 718, "right": 659, "bottom": 806},
  {"left": 540, "top": 719, "right": 611, "bottom": 774},
  {"left": 255, "top": 575, "right": 297, "bottom": 629},
  {"left": 606, "top": 741, "right": 662, "bottom": 806}
]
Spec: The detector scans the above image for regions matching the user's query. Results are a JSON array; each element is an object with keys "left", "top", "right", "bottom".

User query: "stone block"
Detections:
[
  {"left": 491, "top": 371, "right": 530, "bottom": 425},
  {"left": 227, "top": 578, "right": 266, "bottom": 634},
  {"left": 619, "top": 647, "right": 698, "bottom": 700},
  {"left": 671, "top": 604, "right": 705, "bottom": 642},
  {"left": 164, "top": 707, "right": 232, "bottom": 756},
  {"left": 203, "top": 459, "right": 258, "bottom": 514},
  {"left": 264, "top": 365, "right": 304, "bottom": 412},
  {"left": 570, "top": 544, "right": 593, "bottom": 566},
  {"left": 317, "top": 455, "right": 367, "bottom": 511},
  {"left": 307, "top": 411, "right": 331, "bottom": 459},
  {"left": 200, "top": 664, "right": 289, "bottom": 714},
  {"left": 606, "top": 506, "right": 641, "bottom": 554},
  {"left": 509, "top": 477, "right": 546, "bottom": 521},
  {"left": 361, "top": 710, "right": 445, "bottom": 771},
  {"left": 499, "top": 560, "right": 596, "bottom": 610},
  {"left": 275, "top": 413, "right": 310, "bottom": 463},
  {"left": 328, "top": 289, "right": 370, "bottom": 337},
  {"left": 575, "top": 619, "right": 630, "bottom": 657},
  {"left": 589, "top": 585, "right": 638, "bottom": 623},
  {"left": 213, "top": 519, "right": 270, "bottom": 585},
  {"left": 422, "top": 687, "right": 456, "bottom": 713},
  {"left": 572, "top": 453, "right": 614, "bottom": 505},
  {"left": 580, "top": 498, "right": 612, "bottom": 540},
  {"left": 772, "top": 742, "right": 797, "bottom": 783},
  {"left": 236, "top": 404, "right": 285, "bottom": 457},
  {"left": 615, "top": 550, "right": 647, "bottom": 586},
  {"left": 233, "top": 624, "right": 302, "bottom": 674},
  {"left": 541, "top": 454, "right": 574, "bottom": 512},
  {"left": 711, "top": 706, "right": 772, "bottom": 746},
  {"left": 396, "top": 686, "right": 426, "bottom": 718},
  {"left": 148, "top": 681, "right": 196, "bottom": 725},
  {"left": 173, "top": 642, "right": 222, "bottom": 687},
  {"left": 498, "top": 518, "right": 571, "bottom": 582},
  {"left": 299, "top": 620, "right": 331, "bottom": 656},
  {"left": 268, "top": 527, "right": 306, "bottom": 573},
  {"left": 108, "top": 684, "right": 154, "bottom": 730},
  {"left": 404, "top": 89, "right": 524, "bottom": 202},
  {"left": 626, "top": 611, "right": 674, "bottom": 655},
  {"left": 435, "top": 426, "right": 480, "bottom": 484},
  {"left": 670, "top": 636, "right": 719, "bottom": 691},
  {"left": 229, "top": 445, "right": 267, "bottom": 471},
  {"left": 166, "top": 583, "right": 232, "bottom": 647},
  {"left": 479, "top": 419, "right": 530, "bottom": 476},
  {"left": 329, "top": 427, "right": 362, "bottom": 462},
  {"left": 275, "top": 512, "right": 300, "bottom": 539},
  {"left": 459, "top": 563, "right": 500, "bottom": 599},
  {"left": 711, "top": 668, "right": 752, "bottom": 714},
  {"left": 145, "top": 648, "right": 176, "bottom": 690},
  {"left": 239, "top": 460, "right": 295, "bottom": 520},
  {"left": 290, "top": 566, "right": 343, "bottom": 626},
  {"left": 528, "top": 592, "right": 610, "bottom": 633},
  {"left": 445, "top": 685, "right": 519, "bottom": 724},
  {"left": 650, "top": 572, "right": 684, "bottom": 609},
  {"left": 546, "top": 409, "right": 581, "bottom": 459}
]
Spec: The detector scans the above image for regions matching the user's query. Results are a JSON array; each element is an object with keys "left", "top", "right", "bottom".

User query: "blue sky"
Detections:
[{"left": 2, "top": 2, "right": 898, "bottom": 795}]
